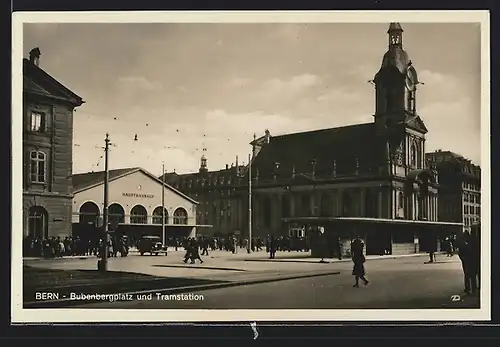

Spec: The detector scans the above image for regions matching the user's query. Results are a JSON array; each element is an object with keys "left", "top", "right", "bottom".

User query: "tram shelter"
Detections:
[{"left": 282, "top": 216, "right": 463, "bottom": 258}]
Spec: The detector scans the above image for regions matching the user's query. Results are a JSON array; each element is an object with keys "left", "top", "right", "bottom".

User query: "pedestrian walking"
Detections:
[
  {"left": 184, "top": 238, "right": 203, "bottom": 264},
  {"left": 351, "top": 236, "right": 369, "bottom": 288},
  {"left": 201, "top": 237, "right": 209, "bottom": 256}
]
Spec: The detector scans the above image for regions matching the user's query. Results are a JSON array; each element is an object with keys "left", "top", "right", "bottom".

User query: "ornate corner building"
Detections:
[
  {"left": 23, "top": 48, "right": 84, "bottom": 239},
  {"left": 426, "top": 150, "right": 481, "bottom": 232}
]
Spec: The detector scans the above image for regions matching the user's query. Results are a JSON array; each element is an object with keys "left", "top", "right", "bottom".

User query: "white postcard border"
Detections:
[{"left": 11, "top": 10, "right": 491, "bottom": 323}]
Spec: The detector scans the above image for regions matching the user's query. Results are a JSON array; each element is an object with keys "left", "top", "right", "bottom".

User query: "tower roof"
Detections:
[
  {"left": 377, "top": 22, "right": 410, "bottom": 75},
  {"left": 381, "top": 49, "right": 410, "bottom": 74},
  {"left": 388, "top": 22, "right": 403, "bottom": 33}
]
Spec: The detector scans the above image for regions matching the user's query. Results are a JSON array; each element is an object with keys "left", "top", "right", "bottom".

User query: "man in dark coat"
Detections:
[
  {"left": 269, "top": 236, "right": 277, "bottom": 259},
  {"left": 186, "top": 238, "right": 204, "bottom": 264},
  {"left": 458, "top": 231, "right": 478, "bottom": 295},
  {"left": 351, "top": 236, "right": 369, "bottom": 288}
]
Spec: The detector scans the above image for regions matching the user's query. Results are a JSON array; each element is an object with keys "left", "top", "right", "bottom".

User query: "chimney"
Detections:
[
  {"left": 264, "top": 129, "right": 271, "bottom": 144},
  {"left": 29, "top": 47, "right": 41, "bottom": 66},
  {"left": 311, "top": 159, "right": 317, "bottom": 178},
  {"left": 226, "top": 164, "right": 229, "bottom": 170}
]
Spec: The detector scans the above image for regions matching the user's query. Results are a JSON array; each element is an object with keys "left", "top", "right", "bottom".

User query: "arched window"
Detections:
[
  {"left": 30, "top": 150, "right": 46, "bottom": 183},
  {"left": 398, "top": 191, "right": 404, "bottom": 209},
  {"left": 342, "top": 192, "right": 352, "bottom": 217},
  {"left": 108, "top": 203, "right": 125, "bottom": 225},
  {"left": 173, "top": 207, "right": 188, "bottom": 225},
  {"left": 410, "top": 144, "right": 417, "bottom": 168},
  {"left": 130, "top": 205, "right": 147, "bottom": 224},
  {"left": 320, "top": 193, "right": 331, "bottom": 217},
  {"left": 79, "top": 201, "right": 100, "bottom": 225},
  {"left": 28, "top": 206, "right": 48, "bottom": 239},
  {"left": 263, "top": 196, "right": 272, "bottom": 227},
  {"left": 152, "top": 206, "right": 168, "bottom": 224}
]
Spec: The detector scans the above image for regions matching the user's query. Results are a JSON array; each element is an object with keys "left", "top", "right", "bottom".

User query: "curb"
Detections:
[
  {"left": 23, "top": 270, "right": 341, "bottom": 308},
  {"left": 243, "top": 253, "right": 430, "bottom": 264}
]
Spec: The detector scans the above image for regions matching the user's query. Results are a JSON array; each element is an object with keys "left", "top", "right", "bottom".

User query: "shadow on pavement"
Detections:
[{"left": 152, "top": 264, "right": 247, "bottom": 272}]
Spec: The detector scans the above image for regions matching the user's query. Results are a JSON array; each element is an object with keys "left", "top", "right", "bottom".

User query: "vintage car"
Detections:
[{"left": 137, "top": 235, "right": 164, "bottom": 256}]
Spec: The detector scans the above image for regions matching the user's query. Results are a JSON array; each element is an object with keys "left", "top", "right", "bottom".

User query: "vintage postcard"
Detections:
[{"left": 11, "top": 10, "right": 490, "bottom": 323}]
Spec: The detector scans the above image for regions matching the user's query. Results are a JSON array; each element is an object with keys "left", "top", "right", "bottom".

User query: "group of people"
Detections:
[
  {"left": 23, "top": 235, "right": 130, "bottom": 258},
  {"left": 350, "top": 230, "right": 480, "bottom": 294},
  {"left": 24, "top": 236, "right": 97, "bottom": 258}
]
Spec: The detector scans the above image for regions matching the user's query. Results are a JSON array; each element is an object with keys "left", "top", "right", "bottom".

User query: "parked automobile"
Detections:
[{"left": 137, "top": 235, "right": 163, "bottom": 256}]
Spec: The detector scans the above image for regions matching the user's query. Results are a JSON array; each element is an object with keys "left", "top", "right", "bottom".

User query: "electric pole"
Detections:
[
  {"left": 161, "top": 162, "right": 166, "bottom": 251},
  {"left": 248, "top": 153, "right": 252, "bottom": 254},
  {"left": 101, "top": 133, "right": 110, "bottom": 272}
]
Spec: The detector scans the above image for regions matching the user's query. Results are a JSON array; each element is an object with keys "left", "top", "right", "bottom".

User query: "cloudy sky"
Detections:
[{"left": 23, "top": 22, "right": 481, "bottom": 176}]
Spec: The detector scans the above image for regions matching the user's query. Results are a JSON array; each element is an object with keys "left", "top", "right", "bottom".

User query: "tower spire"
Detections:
[
  {"left": 387, "top": 22, "right": 403, "bottom": 48},
  {"left": 199, "top": 147, "right": 208, "bottom": 173}
]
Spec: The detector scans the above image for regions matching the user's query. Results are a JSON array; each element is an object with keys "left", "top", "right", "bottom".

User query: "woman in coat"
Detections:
[{"left": 351, "top": 236, "right": 369, "bottom": 288}]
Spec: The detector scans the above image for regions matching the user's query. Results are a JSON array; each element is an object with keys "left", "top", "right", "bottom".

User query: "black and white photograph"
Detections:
[{"left": 12, "top": 11, "right": 490, "bottom": 323}]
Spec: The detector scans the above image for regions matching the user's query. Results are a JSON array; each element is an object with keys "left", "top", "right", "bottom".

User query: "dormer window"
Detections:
[{"left": 30, "top": 111, "right": 46, "bottom": 133}]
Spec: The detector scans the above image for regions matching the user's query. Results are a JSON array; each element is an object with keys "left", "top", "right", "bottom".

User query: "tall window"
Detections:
[
  {"left": 320, "top": 194, "right": 331, "bottom": 217},
  {"left": 30, "top": 111, "right": 45, "bottom": 132},
  {"left": 30, "top": 150, "right": 46, "bottom": 184},
  {"left": 398, "top": 191, "right": 404, "bottom": 209},
  {"left": 342, "top": 192, "right": 352, "bottom": 217},
  {"left": 281, "top": 194, "right": 290, "bottom": 218},
  {"left": 406, "top": 91, "right": 415, "bottom": 112},
  {"left": 263, "top": 196, "right": 272, "bottom": 227},
  {"left": 410, "top": 144, "right": 417, "bottom": 168}
]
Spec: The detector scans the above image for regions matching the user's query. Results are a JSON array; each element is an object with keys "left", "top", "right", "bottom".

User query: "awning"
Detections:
[{"left": 281, "top": 216, "right": 463, "bottom": 227}]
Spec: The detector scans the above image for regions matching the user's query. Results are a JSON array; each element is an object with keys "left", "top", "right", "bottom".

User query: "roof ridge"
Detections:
[
  {"left": 272, "top": 122, "right": 373, "bottom": 140},
  {"left": 23, "top": 58, "right": 84, "bottom": 105},
  {"left": 72, "top": 167, "right": 139, "bottom": 176}
]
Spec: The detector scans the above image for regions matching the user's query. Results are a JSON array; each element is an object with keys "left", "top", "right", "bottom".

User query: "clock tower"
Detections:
[{"left": 373, "top": 22, "right": 428, "bottom": 171}]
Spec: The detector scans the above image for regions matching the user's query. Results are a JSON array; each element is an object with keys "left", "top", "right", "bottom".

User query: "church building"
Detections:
[{"left": 240, "top": 23, "right": 463, "bottom": 256}]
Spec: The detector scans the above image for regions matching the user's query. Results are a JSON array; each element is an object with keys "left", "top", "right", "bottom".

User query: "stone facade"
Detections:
[
  {"left": 22, "top": 49, "right": 84, "bottom": 239},
  {"left": 426, "top": 150, "right": 481, "bottom": 232},
  {"left": 161, "top": 160, "right": 246, "bottom": 236}
]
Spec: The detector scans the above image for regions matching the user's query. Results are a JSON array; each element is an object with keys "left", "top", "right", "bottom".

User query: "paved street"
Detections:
[
  {"left": 23, "top": 250, "right": 330, "bottom": 282},
  {"left": 68, "top": 255, "right": 478, "bottom": 309}
]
